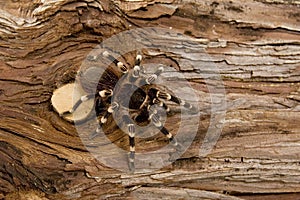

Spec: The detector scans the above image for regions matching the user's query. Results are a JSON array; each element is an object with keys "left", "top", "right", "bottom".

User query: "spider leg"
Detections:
[
  {"left": 98, "top": 89, "right": 113, "bottom": 98},
  {"left": 135, "top": 54, "right": 142, "bottom": 66},
  {"left": 122, "top": 115, "right": 136, "bottom": 172},
  {"left": 129, "top": 54, "right": 143, "bottom": 82},
  {"left": 60, "top": 89, "right": 113, "bottom": 117},
  {"left": 150, "top": 88, "right": 197, "bottom": 113},
  {"left": 145, "top": 66, "right": 164, "bottom": 84},
  {"left": 148, "top": 107, "right": 182, "bottom": 150},
  {"left": 128, "top": 124, "right": 136, "bottom": 173},
  {"left": 89, "top": 102, "right": 119, "bottom": 139},
  {"left": 103, "top": 51, "right": 128, "bottom": 73},
  {"left": 129, "top": 65, "right": 141, "bottom": 83},
  {"left": 60, "top": 94, "right": 94, "bottom": 116}
]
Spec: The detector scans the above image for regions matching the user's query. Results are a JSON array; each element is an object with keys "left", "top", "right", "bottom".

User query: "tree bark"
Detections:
[{"left": 0, "top": 0, "right": 300, "bottom": 199}]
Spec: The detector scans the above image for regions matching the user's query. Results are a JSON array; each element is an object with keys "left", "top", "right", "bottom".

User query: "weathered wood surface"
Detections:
[{"left": 0, "top": 0, "right": 300, "bottom": 199}]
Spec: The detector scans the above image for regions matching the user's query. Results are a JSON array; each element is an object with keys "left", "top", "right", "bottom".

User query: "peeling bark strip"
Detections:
[{"left": 0, "top": 0, "right": 300, "bottom": 199}]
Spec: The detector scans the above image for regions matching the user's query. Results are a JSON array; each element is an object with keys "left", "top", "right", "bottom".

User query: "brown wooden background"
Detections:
[{"left": 0, "top": 0, "right": 300, "bottom": 199}]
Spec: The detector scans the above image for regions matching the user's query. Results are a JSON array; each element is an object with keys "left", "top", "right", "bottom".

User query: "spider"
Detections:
[{"left": 61, "top": 51, "right": 198, "bottom": 172}]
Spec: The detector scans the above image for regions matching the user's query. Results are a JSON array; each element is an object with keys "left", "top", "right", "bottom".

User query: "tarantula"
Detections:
[{"left": 62, "top": 51, "right": 197, "bottom": 172}]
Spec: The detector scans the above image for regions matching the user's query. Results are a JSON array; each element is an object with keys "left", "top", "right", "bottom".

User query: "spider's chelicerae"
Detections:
[{"left": 62, "top": 51, "right": 197, "bottom": 172}]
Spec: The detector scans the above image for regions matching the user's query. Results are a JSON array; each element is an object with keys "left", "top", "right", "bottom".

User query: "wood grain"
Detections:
[{"left": 0, "top": 0, "right": 299, "bottom": 199}]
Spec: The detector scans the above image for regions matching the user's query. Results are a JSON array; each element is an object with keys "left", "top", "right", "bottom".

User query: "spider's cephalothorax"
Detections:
[{"left": 62, "top": 51, "right": 197, "bottom": 172}]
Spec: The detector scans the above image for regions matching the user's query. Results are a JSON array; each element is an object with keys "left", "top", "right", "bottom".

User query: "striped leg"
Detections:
[
  {"left": 160, "top": 126, "right": 181, "bottom": 149},
  {"left": 128, "top": 124, "right": 136, "bottom": 173},
  {"left": 89, "top": 102, "right": 119, "bottom": 139},
  {"left": 148, "top": 107, "right": 182, "bottom": 150},
  {"left": 150, "top": 88, "right": 197, "bottom": 113},
  {"left": 130, "top": 54, "right": 143, "bottom": 82},
  {"left": 60, "top": 89, "right": 113, "bottom": 117},
  {"left": 145, "top": 66, "right": 164, "bottom": 84},
  {"left": 122, "top": 115, "right": 136, "bottom": 172},
  {"left": 129, "top": 65, "right": 141, "bottom": 83},
  {"left": 135, "top": 54, "right": 142, "bottom": 66},
  {"left": 60, "top": 94, "right": 94, "bottom": 116},
  {"left": 103, "top": 51, "right": 128, "bottom": 73},
  {"left": 89, "top": 89, "right": 115, "bottom": 138},
  {"left": 98, "top": 89, "right": 113, "bottom": 98}
]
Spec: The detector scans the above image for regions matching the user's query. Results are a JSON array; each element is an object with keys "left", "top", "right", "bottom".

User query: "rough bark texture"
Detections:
[{"left": 1, "top": 0, "right": 300, "bottom": 199}]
